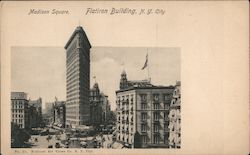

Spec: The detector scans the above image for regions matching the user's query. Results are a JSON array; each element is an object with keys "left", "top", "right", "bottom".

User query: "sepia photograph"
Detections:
[{"left": 11, "top": 26, "right": 181, "bottom": 149}]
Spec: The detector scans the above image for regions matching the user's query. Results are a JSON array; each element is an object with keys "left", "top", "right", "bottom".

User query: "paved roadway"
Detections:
[
  {"left": 28, "top": 130, "right": 116, "bottom": 148},
  {"left": 29, "top": 135, "right": 61, "bottom": 148}
]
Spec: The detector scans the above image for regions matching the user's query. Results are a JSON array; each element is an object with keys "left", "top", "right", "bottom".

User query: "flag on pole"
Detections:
[{"left": 141, "top": 54, "right": 148, "bottom": 70}]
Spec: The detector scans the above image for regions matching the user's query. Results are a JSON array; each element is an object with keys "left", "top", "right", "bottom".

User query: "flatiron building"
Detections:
[{"left": 65, "top": 26, "right": 91, "bottom": 127}]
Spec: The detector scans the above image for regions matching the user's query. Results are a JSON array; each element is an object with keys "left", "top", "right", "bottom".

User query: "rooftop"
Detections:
[
  {"left": 116, "top": 85, "right": 175, "bottom": 93},
  {"left": 64, "top": 26, "right": 91, "bottom": 49}
]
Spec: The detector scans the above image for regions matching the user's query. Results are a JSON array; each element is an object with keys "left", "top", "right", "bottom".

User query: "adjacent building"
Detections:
[
  {"left": 100, "top": 93, "right": 111, "bottom": 124},
  {"left": 28, "top": 97, "right": 43, "bottom": 128},
  {"left": 53, "top": 101, "right": 66, "bottom": 128},
  {"left": 11, "top": 92, "right": 29, "bottom": 129},
  {"left": 43, "top": 102, "right": 55, "bottom": 126},
  {"left": 65, "top": 26, "right": 92, "bottom": 128},
  {"left": 168, "top": 81, "right": 181, "bottom": 148},
  {"left": 115, "top": 71, "right": 175, "bottom": 148},
  {"left": 90, "top": 82, "right": 111, "bottom": 126}
]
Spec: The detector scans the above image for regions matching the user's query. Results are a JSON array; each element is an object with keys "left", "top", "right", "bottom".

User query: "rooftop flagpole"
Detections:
[
  {"left": 147, "top": 48, "right": 150, "bottom": 83},
  {"left": 141, "top": 49, "right": 150, "bottom": 83}
]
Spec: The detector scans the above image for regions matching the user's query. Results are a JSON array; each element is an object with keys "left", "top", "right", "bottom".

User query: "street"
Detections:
[{"left": 25, "top": 127, "right": 120, "bottom": 148}]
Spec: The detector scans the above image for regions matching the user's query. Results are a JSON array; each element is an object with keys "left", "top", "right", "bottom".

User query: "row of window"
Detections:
[
  {"left": 141, "top": 123, "right": 170, "bottom": 132},
  {"left": 141, "top": 135, "right": 169, "bottom": 144},
  {"left": 117, "top": 103, "right": 170, "bottom": 111},
  {"left": 117, "top": 136, "right": 131, "bottom": 144},
  {"left": 67, "top": 69, "right": 89, "bottom": 88},
  {"left": 12, "top": 114, "right": 23, "bottom": 118},
  {"left": 66, "top": 54, "right": 79, "bottom": 70},
  {"left": 11, "top": 100, "right": 25, "bottom": 105},
  {"left": 140, "top": 94, "right": 172, "bottom": 102},
  {"left": 117, "top": 134, "right": 167, "bottom": 145},
  {"left": 68, "top": 79, "right": 89, "bottom": 93},
  {"left": 117, "top": 126, "right": 133, "bottom": 132},
  {"left": 11, "top": 105, "right": 24, "bottom": 109},
  {"left": 140, "top": 112, "right": 169, "bottom": 121},
  {"left": 66, "top": 39, "right": 77, "bottom": 54},
  {"left": 12, "top": 119, "right": 24, "bottom": 123},
  {"left": 12, "top": 109, "right": 24, "bottom": 113},
  {"left": 117, "top": 95, "right": 134, "bottom": 102},
  {"left": 66, "top": 57, "right": 79, "bottom": 74},
  {"left": 140, "top": 102, "right": 170, "bottom": 110}
]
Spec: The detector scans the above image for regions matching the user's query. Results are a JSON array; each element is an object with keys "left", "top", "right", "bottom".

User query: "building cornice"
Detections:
[{"left": 116, "top": 85, "right": 175, "bottom": 94}]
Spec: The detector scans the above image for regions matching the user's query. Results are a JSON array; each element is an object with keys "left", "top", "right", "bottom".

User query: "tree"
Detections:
[{"left": 11, "top": 122, "right": 30, "bottom": 148}]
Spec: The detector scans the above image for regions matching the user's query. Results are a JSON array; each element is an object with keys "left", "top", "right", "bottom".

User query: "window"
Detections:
[
  {"left": 153, "top": 124, "right": 159, "bottom": 132},
  {"left": 140, "top": 94, "right": 147, "bottom": 102},
  {"left": 164, "top": 112, "right": 169, "bottom": 121},
  {"left": 153, "top": 112, "right": 159, "bottom": 121},
  {"left": 153, "top": 103, "right": 160, "bottom": 110},
  {"left": 153, "top": 135, "right": 160, "bottom": 144},
  {"left": 142, "top": 135, "right": 147, "bottom": 144},
  {"left": 141, "top": 113, "right": 147, "bottom": 121},
  {"left": 141, "top": 103, "right": 147, "bottom": 110},
  {"left": 164, "top": 134, "right": 169, "bottom": 144},
  {"left": 141, "top": 124, "right": 147, "bottom": 132},
  {"left": 164, "top": 103, "right": 169, "bottom": 109},
  {"left": 153, "top": 94, "right": 159, "bottom": 102},
  {"left": 130, "top": 95, "right": 134, "bottom": 102},
  {"left": 164, "top": 123, "right": 168, "bottom": 132},
  {"left": 164, "top": 94, "right": 172, "bottom": 102}
]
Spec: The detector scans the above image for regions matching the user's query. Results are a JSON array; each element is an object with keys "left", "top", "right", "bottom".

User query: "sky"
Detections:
[{"left": 11, "top": 46, "right": 180, "bottom": 110}]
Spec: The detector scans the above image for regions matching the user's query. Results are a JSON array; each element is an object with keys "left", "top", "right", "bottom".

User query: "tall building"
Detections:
[
  {"left": 89, "top": 82, "right": 111, "bottom": 126},
  {"left": 89, "top": 83, "right": 102, "bottom": 126},
  {"left": 53, "top": 101, "right": 66, "bottom": 128},
  {"left": 168, "top": 81, "right": 181, "bottom": 148},
  {"left": 28, "top": 97, "right": 43, "bottom": 128},
  {"left": 44, "top": 102, "right": 54, "bottom": 114},
  {"left": 65, "top": 26, "right": 91, "bottom": 127},
  {"left": 116, "top": 71, "right": 175, "bottom": 148},
  {"left": 43, "top": 102, "right": 54, "bottom": 125},
  {"left": 100, "top": 94, "right": 111, "bottom": 124},
  {"left": 11, "top": 92, "right": 29, "bottom": 129}
]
